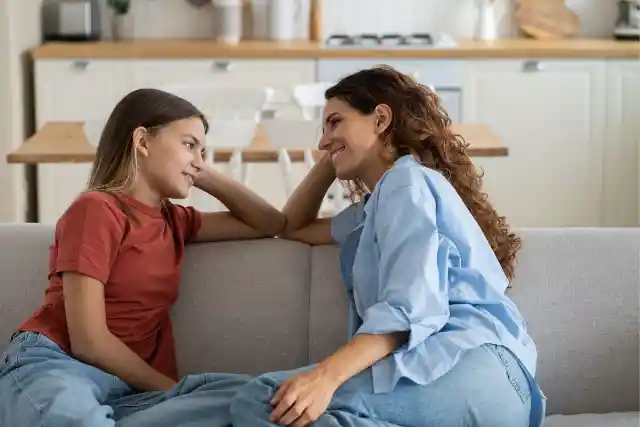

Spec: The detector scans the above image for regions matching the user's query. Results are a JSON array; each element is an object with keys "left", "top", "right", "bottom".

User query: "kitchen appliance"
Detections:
[
  {"left": 613, "top": 0, "right": 640, "bottom": 41},
  {"left": 42, "top": 0, "right": 101, "bottom": 42},
  {"left": 323, "top": 32, "right": 457, "bottom": 49}
]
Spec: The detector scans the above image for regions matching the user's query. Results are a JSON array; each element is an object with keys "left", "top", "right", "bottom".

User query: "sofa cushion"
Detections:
[
  {"left": 544, "top": 411, "right": 639, "bottom": 427},
  {"left": 308, "top": 245, "right": 348, "bottom": 363},
  {"left": 0, "top": 224, "right": 54, "bottom": 345},
  {"left": 508, "top": 228, "right": 639, "bottom": 416},
  {"left": 173, "top": 238, "right": 312, "bottom": 377}
]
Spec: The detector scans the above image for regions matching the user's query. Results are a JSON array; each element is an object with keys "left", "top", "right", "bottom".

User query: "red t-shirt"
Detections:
[{"left": 18, "top": 191, "right": 201, "bottom": 380}]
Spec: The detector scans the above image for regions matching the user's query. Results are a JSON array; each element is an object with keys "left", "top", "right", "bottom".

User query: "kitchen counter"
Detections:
[
  {"left": 30, "top": 38, "right": 640, "bottom": 60},
  {"left": 6, "top": 122, "right": 507, "bottom": 164}
]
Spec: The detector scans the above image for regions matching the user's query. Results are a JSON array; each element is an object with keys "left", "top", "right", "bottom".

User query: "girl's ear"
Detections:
[{"left": 132, "top": 126, "right": 150, "bottom": 157}]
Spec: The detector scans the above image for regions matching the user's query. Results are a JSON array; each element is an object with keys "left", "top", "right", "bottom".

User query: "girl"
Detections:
[
  {"left": 230, "top": 66, "right": 546, "bottom": 427},
  {"left": 0, "top": 88, "right": 285, "bottom": 427}
]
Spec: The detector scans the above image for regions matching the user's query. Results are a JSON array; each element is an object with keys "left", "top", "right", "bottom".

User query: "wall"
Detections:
[
  {"left": 109, "top": 0, "right": 618, "bottom": 40},
  {"left": 0, "top": 1, "right": 41, "bottom": 222}
]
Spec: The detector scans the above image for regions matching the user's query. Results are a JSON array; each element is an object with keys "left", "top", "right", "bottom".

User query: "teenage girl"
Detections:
[
  {"left": 0, "top": 88, "right": 285, "bottom": 427},
  {"left": 230, "top": 66, "right": 546, "bottom": 427}
]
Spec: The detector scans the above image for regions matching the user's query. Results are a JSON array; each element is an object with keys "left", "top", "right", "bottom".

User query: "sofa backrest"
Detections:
[{"left": 0, "top": 224, "right": 637, "bottom": 417}]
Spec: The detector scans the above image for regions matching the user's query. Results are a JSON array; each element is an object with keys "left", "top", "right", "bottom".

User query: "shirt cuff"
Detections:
[{"left": 355, "top": 301, "right": 440, "bottom": 352}]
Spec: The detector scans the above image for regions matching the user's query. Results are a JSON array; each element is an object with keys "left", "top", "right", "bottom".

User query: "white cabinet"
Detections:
[
  {"left": 131, "top": 59, "right": 315, "bottom": 117},
  {"left": 464, "top": 60, "right": 607, "bottom": 227},
  {"left": 603, "top": 61, "right": 640, "bottom": 226},
  {"left": 34, "top": 60, "right": 133, "bottom": 224}
]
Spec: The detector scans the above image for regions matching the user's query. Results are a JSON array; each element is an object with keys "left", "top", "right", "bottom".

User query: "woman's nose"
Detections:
[{"left": 318, "top": 133, "right": 330, "bottom": 151}]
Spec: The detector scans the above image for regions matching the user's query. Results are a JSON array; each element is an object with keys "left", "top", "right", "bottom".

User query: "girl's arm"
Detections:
[
  {"left": 193, "top": 165, "right": 286, "bottom": 241},
  {"left": 279, "top": 153, "right": 337, "bottom": 245},
  {"left": 63, "top": 272, "right": 176, "bottom": 391}
]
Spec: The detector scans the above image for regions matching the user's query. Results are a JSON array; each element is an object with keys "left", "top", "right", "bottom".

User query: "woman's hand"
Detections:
[{"left": 269, "top": 366, "right": 339, "bottom": 427}]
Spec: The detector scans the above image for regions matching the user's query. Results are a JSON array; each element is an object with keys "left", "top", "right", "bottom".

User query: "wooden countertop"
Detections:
[
  {"left": 31, "top": 38, "right": 640, "bottom": 60},
  {"left": 6, "top": 122, "right": 507, "bottom": 164}
]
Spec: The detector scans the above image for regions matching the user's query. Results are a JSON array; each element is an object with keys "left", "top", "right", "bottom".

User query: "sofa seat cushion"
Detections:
[{"left": 545, "top": 412, "right": 639, "bottom": 427}]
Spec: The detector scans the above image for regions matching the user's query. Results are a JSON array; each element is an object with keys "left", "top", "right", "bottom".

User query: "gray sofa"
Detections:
[{"left": 0, "top": 224, "right": 638, "bottom": 426}]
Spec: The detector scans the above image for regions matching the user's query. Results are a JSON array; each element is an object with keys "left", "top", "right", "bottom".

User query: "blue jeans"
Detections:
[
  {"left": 0, "top": 331, "right": 252, "bottom": 427},
  {"left": 231, "top": 344, "right": 536, "bottom": 427}
]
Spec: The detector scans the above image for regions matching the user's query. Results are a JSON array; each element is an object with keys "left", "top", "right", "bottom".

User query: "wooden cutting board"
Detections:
[{"left": 515, "top": 0, "right": 580, "bottom": 39}]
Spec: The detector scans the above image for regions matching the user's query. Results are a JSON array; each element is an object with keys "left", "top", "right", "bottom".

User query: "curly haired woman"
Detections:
[{"left": 230, "top": 65, "right": 546, "bottom": 427}]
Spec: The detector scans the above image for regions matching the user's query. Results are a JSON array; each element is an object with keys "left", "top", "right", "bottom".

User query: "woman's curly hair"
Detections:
[{"left": 325, "top": 65, "right": 521, "bottom": 283}]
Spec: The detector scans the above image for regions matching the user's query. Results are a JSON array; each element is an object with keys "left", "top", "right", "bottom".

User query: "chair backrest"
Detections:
[
  {"left": 161, "top": 83, "right": 275, "bottom": 121},
  {"left": 292, "top": 82, "right": 333, "bottom": 120}
]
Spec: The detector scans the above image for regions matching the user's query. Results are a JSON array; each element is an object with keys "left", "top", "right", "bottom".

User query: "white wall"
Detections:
[
  {"left": 0, "top": 1, "right": 41, "bottom": 222},
  {"left": 111, "top": 0, "right": 617, "bottom": 40}
]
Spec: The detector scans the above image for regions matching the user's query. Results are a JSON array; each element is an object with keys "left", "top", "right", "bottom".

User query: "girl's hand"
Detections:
[{"left": 269, "top": 367, "right": 339, "bottom": 427}]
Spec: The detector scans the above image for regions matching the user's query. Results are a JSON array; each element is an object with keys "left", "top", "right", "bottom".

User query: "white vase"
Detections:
[{"left": 112, "top": 14, "right": 132, "bottom": 41}]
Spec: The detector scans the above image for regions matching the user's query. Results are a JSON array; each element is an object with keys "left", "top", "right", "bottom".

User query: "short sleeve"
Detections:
[
  {"left": 355, "top": 184, "right": 450, "bottom": 351},
  {"left": 167, "top": 202, "right": 202, "bottom": 243},
  {"left": 330, "top": 200, "right": 365, "bottom": 245},
  {"left": 54, "top": 194, "right": 124, "bottom": 284}
]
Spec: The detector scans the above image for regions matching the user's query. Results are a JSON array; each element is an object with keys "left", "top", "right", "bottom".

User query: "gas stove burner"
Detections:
[
  {"left": 354, "top": 33, "right": 381, "bottom": 46},
  {"left": 325, "top": 34, "right": 353, "bottom": 47},
  {"left": 323, "top": 32, "right": 455, "bottom": 49},
  {"left": 404, "top": 33, "right": 434, "bottom": 45}
]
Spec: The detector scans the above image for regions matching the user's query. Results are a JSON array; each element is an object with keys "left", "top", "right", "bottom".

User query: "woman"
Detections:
[
  {"left": 230, "top": 66, "right": 546, "bottom": 427},
  {"left": 0, "top": 88, "right": 285, "bottom": 427}
]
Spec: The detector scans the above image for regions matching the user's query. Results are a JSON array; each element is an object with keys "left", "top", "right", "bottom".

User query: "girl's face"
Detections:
[{"left": 135, "top": 117, "right": 207, "bottom": 203}]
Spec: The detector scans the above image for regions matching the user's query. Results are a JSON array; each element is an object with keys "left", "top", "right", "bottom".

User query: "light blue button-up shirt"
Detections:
[{"left": 331, "top": 155, "right": 544, "bottom": 423}]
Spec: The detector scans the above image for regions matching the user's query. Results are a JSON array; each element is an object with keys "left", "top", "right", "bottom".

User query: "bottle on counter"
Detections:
[{"left": 212, "top": 0, "right": 243, "bottom": 44}]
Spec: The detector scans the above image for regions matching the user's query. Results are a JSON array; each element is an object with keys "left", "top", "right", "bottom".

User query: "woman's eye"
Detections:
[{"left": 185, "top": 141, "right": 195, "bottom": 149}]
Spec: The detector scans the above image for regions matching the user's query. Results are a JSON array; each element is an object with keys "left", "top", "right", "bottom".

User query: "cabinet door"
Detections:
[
  {"left": 131, "top": 59, "right": 315, "bottom": 115},
  {"left": 34, "top": 60, "right": 132, "bottom": 224},
  {"left": 603, "top": 61, "right": 640, "bottom": 226},
  {"left": 464, "top": 60, "right": 606, "bottom": 227}
]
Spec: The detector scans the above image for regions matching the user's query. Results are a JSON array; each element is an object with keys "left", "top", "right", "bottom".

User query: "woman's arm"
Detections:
[
  {"left": 63, "top": 272, "right": 176, "bottom": 392},
  {"left": 193, "top": 165, "right": 286, "bottom": 241},
  {"left": 318, "top": 332, "right": 408, "bottom": 387},
  {"left": 279, "top": 153, "right": 337, "bottom": 245}
]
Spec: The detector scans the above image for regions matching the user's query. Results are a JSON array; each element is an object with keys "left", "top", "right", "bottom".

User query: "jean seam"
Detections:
[
  {"left": 10, "top": 369, "right": 45, "bottom": 414},
  {"left": 494, "top": 346, "right": 527, "bottom": 404}
]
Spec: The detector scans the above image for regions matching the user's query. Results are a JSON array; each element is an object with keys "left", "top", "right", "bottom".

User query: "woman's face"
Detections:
[
  {"left": 319, "top": 98, "right": 392, "bottom": 185},
  {"left": 136, "top": 117, "right": 207, "bottom": 201}
]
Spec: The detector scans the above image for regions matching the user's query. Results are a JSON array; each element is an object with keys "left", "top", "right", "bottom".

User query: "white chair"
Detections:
[
  {"left": 292, "top": 81, "right": 333, "bottom": 120},
  {"left": 160, "top": 83, "right": 275, "bottom": 211},
  {"left": 293, "top": 82, "right": 354, "bottom": 215},
  {"left": 261, "top": 117, "right": 349, "bottom": 216}
]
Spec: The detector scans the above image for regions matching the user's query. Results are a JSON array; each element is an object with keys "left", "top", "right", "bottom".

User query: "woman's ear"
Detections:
[
  {"left": 132, "top": 126, "right": 150, "bottom": 157},
  {"left": 374, "top": 104, "right": 392, "bottom": 135}
]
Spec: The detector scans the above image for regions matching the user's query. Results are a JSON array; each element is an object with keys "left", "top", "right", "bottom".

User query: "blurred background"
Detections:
[{"left": 0, "top": 0, "right": 638, "bottom": 228}]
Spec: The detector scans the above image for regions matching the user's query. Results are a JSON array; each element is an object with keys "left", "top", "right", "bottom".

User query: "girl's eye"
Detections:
[
  {"left": 330, "top": 118, "right": 341, "bottom": 128},
  {"left": 185, "top": 141, "right": 195, "bottom": 149}
]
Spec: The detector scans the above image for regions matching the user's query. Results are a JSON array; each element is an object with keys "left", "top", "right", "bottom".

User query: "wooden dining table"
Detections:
[{"left": 6, "top": 121, "right": 508, "bottom": 164}]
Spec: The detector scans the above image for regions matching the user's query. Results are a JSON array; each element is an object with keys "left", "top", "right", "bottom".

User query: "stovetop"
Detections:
[{"left": 323, "top": 33, "right": 457, "bottom": 49}]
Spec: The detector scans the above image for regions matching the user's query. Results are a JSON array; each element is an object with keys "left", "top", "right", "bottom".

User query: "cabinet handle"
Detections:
[
  {"left": 71, "top": 60, "right": 90, "bottom": 70},
  {"left": 522, "top": 60, "right": 544, "bottom": 72},
  {"left": 211, "top": 60, "right": 232, "bottom": 72}
]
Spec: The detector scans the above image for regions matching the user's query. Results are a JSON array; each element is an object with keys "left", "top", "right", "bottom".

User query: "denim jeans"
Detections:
[
  {"left": 0, "top": 331, "right": 252, "bottom": 427},
  {"left": 231, "top": 344, "right": 539, "bottom": 427}
]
